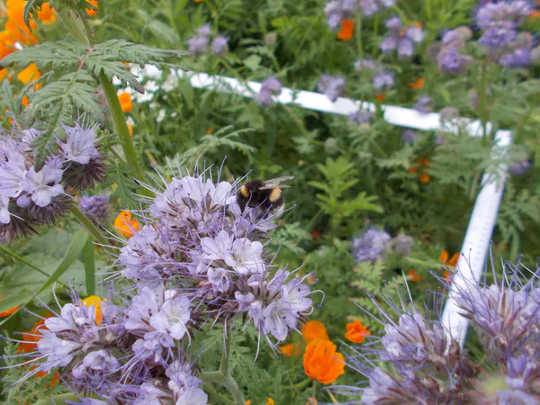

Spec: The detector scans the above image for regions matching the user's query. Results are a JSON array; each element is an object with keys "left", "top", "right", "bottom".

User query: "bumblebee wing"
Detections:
[{"left": 259, "top": 176, "right": 294, "bottom": 189}]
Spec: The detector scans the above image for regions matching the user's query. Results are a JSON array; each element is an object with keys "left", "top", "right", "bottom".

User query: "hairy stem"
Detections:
[{"left": 70, "top": 206, "right": 108, "bottom": 247}]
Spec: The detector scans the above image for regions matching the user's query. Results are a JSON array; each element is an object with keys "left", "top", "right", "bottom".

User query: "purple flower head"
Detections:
[
  {"left": 352, "top": 227, "right": 391, "bottom": 262},
  {"left": 373, "top": 70, "right": 394, "bottom": 89},
  {"left": 401, "top": 129, "right": 417, "bottom": 144},
  {"left": 349, "top": 109, "right": 373, "bottom": 124},
  {"left": 475, "top": 1, "right": 532, "bottom": 31},
  {"left": 22, "top": 157, "right": 64, "bottom": 207},
  {"left": 354, "top": 58, "right": 376, "bottom": 71},
  {"left": 437, "top": 44, "right": 472, "bottom": 74},
  {"left": 380, "top": 17, "right": 424, "bottom": 58},
  {"left": 414, "top": 95, "right": 433, "bottom": 114},
  {"left": 188, "top": 26, "right": 211, "bottom": 55},
  {"left": 211, "top": 35, "right": 228, "bottom": 56},
  {"left": 324, "top": 0, "right": 356, "bottom": 30},
  {"left": 318, "top": 74, "right": 345, "bottom": 102},
  {"left": 166, "top": 361, "right": 208, "bottom": 404},
  {"left": 257, "top": 77, "right": 282, "bottom": 106},
  {"left": 59, "top": 123, "right": 100, "bottom": 165},
  {"left": 509, "top": 159, "right": 532, "bottom": 176},
  {"left": 197, "top": 24, "right": 212, "bottom": 38},
  {"left": 79, "top": 195, "right": 109, "bottom": 224},
  {"left": 454, "top": 261, "right": 540, "bottom": 362},
  {"left": 390, "top": 233, "right": 414, "bottom": 255}
]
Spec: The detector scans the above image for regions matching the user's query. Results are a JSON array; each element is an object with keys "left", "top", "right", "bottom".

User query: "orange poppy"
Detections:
[
  {"left": 114, "top": 210, "right": 140, "bottom": 237},
  {"left": 0, "top": 298, "right": 20, "bottom": 317},
  {"left": 303, "top": 339, "right": 345, "bottom": 384},
  {"left": 344, "top": 319, "right": 370, "bottom": 343},
  {"left": 0, "top": 68, "right": 8, "bottom": 81},
  {"left": 302, "top": 320, "right": 329, "bottom": 342},
  {"left": 118, "top": 92, "right": 132, "bottom": 113},
  {"left": 21, "top": 94, "right": 29, "bottom": 107},
  {"left": 407, "top": 269, "right": 421, "bottom": 282},
  {"left": 439, "top": 249, "right": 459, "bottom": 281},
  {"left": 85, "top": 0, "right": 98, "bottom": 17},
  {"left": 337, "top": 19, "right": 354, "bottom": 41},
  {"left": 82, "top": 295, "right": 103, "bottom": 325},
  {"left": 17, "top": 63, "right": 40, "bottom": 85},
  {"left": 408, "top": 77, "right": 424, "bottom": 90},
  {"left": 37, "top": 2, "right": 56, "bottom": 24},
  {"left": 266, "top": 399, "right": 274, "bottom": 405},
  {"left": 376, "top": 93, "right": 385, "bottom": 102}
]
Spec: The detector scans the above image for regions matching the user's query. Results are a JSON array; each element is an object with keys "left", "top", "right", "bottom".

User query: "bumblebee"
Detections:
[{"left": 237, "top": 176, "right": 294, "bottom": 212}]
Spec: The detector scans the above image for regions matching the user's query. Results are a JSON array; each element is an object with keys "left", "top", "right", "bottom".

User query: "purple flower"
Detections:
[
  {"left": 380, "top": 17, "right": 424, "bottom": 58},
  {"left": 352, "top": 227, "right": 391, "bottom": 262},
  {"left": 79, "top": 195, "right": 109, "bottom": 224},
  {"left": 187, "top": 25, "right": 211, "bottom": 55},
  {"left": 349, "top": 109, "right": 373, "bottom": 123},
  {"left": 401, "top": 129, "right": 417, "bottom": 144},
  {"left": 390, "top": 233, "right": 414, "bottom": 255},
  {"left": 354, "top": 58, "right": 376, "bottom": 71},
  {"left": 509, "top": 159, "right": 532, "bottom": 176},
  {"left": 211, "top": 35, "right": 228, "bottom": 56},
  {"left": 373, "top": 70, "right": 394, "bottom": 89},
  {"left": 59, "top": 123, "right": 100, "bottom": 165},
  {"left": 318, "top": 74, "right": 345, "bottom": 102},
  {"left": 22, "top": 158, "right": 64, "bottom": 207},
  {"left": 437, "top": 45, "right": 472, "bottom": 74},
  {"left": 414, "top": 95, "right": 433, "bottom": 114},
  {"left": 257, "top": 77, "right": 282, "bottom": 106}
]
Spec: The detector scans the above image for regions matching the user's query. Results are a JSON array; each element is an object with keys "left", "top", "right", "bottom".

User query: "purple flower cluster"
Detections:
[
  {"left": 351, "top": 227, "right": 391, "bottom": 262},
  {"left": 257, "top": 77, "right": 282, "bottom": 106},
  {"left": 12, "top": 170, "right": 313, "bottom": 402},
  {"left": 354, "top": 58, "right": 395, "bottom": 90},
  {"left": 187, "top": 24, "right": 229, "bottom": 56},
  {"left": 338, "top": 260, "right": 540, "bottom": 404},
  {"left": 475, "top": 0, "right": 534, "bottom": 67},
  {"left": 324, "top": 0, "right": 396, "bottom": 30},
  {"left": 79, "top": 195, "right": 110, "bottom": 224},
  {"left": 0, "top": 123, "right": 104, "bottom": 241},
  {"left": 318, "top": 74, "right": 346, "bottom": 101},
  {"left": 414, "top": 94, "right": 433, "bottom": 114},
  {"left": 437, "top": 27, "right": 473, "bottom": 74},
  {"left": 380, "top": 17, "right": 424, "bottom": 58}
]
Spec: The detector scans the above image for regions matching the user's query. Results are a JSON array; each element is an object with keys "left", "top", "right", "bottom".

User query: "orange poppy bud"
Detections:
[
  {"left": 344, "top": 319, "right": 370, "bottom": 343},
  {"left": 303, "top": 339, "right": 345, "bottom": 384},
  {"left": 302, "top": 320, "right": 329, "bottom": 342},
  {"left": 266, "top": 399, "right": 274, "bottom": 405},
  {"left": 280, "top": 343, "right": 294, "bottom": 357},
  {"left": 118, "top": 92, "right": 133, "bottom": 113},
  {"left": 114, "top": 210, "right": 140, "bottom": 237},
  {"left": 127, "top": 123, "right": 133, "bottom": 136},
  {"left": 376, "top": 93, "right": 385, "bottom": 102},
  {"left": 37, "top": 2, "right": 56, "bottom": 25},
  {"left": 21, "top": 94, "right": 29, "bottom": 107},
  {"left": 86, "top": 0, "right": 98, "bottom": 17},
  {"left": 337, "top": 19, "right": 354, "bottom": 41},
  {"left": 82, "top": 295, "right": 103, "bottom": 325}
]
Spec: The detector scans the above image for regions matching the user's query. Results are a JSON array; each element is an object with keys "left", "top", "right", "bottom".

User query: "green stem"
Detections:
[
  {"left": 99, "top": 70, "right": 145, "bottom": 181},
  {"left": 200, "top": 371, "right": 245, "bottom": 405},
  {"left": 70, "top": 206, "right": 108, "bottom": 247},
  {"left": 478, "top": 60, "right": 489, "bottom": 140},
  {"left": 220, "top": 322, "right": 232, "bottom": 375},
  {"left": 355, "top": 13, "right": 363, "bottom": 60}
]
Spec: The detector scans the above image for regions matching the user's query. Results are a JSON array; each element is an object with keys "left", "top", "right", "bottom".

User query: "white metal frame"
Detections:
[{"left": 131, "top": 67, "right": 513, "bottom": 347}]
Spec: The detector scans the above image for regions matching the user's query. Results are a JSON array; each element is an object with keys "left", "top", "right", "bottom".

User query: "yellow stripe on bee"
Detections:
[
  {"left": 240, "top": 184, "right": 249, "bottom": 197},
  {"left": 269, "top": 187, "right": 282, "bottom": 202}
]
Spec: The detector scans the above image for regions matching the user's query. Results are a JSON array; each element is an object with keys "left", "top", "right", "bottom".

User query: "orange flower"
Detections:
[
  {"left": 85, "top": 0, "right": 98, "bottom": 17},
  {"left": 344, "top": 319, "right": 370, "bottom": 343},
  {"left": 245, "top": 401, "right": 251, "bottom": 405},
  {"left": 266, "top": 399, "right": 274, "bottom": 405},
  {"left": 409, "top": 157, "right": 431, "bottom": 183},
  {"left": 302, "top": 320, "right": 329, "bottom": 342},
  {"left": 37, "top": 2, "right": 56, "bottom": 24},
  {"left": 0, "top": 68, "right": 8, "bottom": 81},
  {"left": 280, "top": 342, "right": 302, "bottom": 358},
  {"left": 4, "top": 0, "right": 38, "bottom": 46},
  {"left": 303, "top": 339, "right": 345, "bottom": 384},
  {"left": 195, "top": 0, "right": 204, "bottom": 3},
  {"left": 408, "top": 77, "right": 424, "bottom": 90},
  {"left": 82, "top": 295, "right": 103, "bottom": 325},
  {"left": 419, "top": 172, "right": 430, "bottom": 183},
  {"left": 311, "top": 230, "right": 320, "bottom": 240},
  {"left": 0, "top": 297, "right": 20, "bottom": 317},
  {"left": 439, "top": 250, "right": 459, "bottom": 281},
  {"left": 127, "top": 123, "right": 133, "bottom": 136},
  {"left": 17, "top": 62, "right": 40, "bottom": 86},
  {"left": 337, "top": 19, "right": 354, "bottom": 41},
  {"left": 114, "top": 210, "right": 140, "bottom": 237},
  {"left": 18, "top": 318, "right": 47, "bottom": 353},
  {"left": 21, "top": 94, "right": 29, "bottom": 107},
  {"left": 375, "top": 93, "right": 385, "bottom": 102},
  {"left": 118, "top": 91, "right": 132, "bottom": 113},
  {"left": 407, "top": 269, "right": 421, "bottom": 282}
]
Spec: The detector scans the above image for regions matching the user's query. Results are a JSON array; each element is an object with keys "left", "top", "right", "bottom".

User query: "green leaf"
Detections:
[
  {"left": 81, "top": 240, "right": 96, "bottom": 296},
  {"left": 36, "top": 228, "right": 89, "bottom": 295},
  {"left": 0, "top": 290, "right": 32, "bottom": 315}
]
